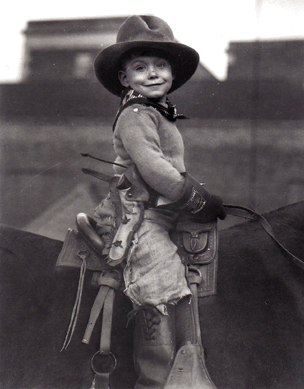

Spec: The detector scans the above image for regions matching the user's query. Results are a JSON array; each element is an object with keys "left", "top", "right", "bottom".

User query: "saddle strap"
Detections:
[
  {"left": 82, "top": 274, "right": 121, "bottom": 344},
  {"left": 82, "top": 286, "right": 110, "bottom": 345},
  {"left": 187, "top": 266, "right": 203, "bottom": 345},
  {"left": 90, "top": 289, "right": 116, "bottom": 389},
  {"left": 60, "top": 253, "right": 87, "bottom": 351},
  {"left": 84, "top": 271, "right": 121, "bottom": 389}
]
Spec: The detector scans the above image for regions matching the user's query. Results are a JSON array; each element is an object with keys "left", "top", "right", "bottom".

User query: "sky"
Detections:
[{"left": 1, "top": 0, "right": 304, "bottom": 82}]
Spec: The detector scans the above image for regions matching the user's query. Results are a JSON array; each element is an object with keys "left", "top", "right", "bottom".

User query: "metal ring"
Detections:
[
  {"left": 77, "top": 249, "right": 90, "bottom": 261},
  {"left": 188, "top": 265, "right": 202, "bottom": 278},
  {"left": 91, "top": 351, "right": 117, "bottom": 375}
]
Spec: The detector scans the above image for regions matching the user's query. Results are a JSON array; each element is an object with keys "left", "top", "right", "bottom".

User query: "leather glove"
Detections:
[
  {"left": 157, "top": 173, "right": 226, "bottom": 222},
  {"left": 200, "top": 194, "right": 226, "bottom": 222}
]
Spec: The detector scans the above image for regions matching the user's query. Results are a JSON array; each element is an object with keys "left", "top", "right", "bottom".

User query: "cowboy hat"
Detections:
[{"left": 94, "top": 15, "right": 200, "bottom": 96}]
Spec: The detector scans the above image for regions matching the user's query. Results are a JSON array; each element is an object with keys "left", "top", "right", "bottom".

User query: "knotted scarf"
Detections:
[{"left": 113, "top": 88, "right": 187, "bottom": 131}]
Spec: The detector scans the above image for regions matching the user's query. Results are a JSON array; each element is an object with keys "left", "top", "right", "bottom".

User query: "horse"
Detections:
[{"left": 1, "top": 201, "right": 304, "bottom": 389}]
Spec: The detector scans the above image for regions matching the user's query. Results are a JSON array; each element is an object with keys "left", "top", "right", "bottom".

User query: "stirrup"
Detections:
[{"left": 164, "top": 343, "right": 217, "bottom": 389}]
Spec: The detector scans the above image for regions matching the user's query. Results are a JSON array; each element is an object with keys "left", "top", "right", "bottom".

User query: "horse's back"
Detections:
[
  {"left": 1, "top": 202, "right": 304, "bottom": 389},
  {"left": 200, "top": 202, "right": 304, "bottom": 389}
]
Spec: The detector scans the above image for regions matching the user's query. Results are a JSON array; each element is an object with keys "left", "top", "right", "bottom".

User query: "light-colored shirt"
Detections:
[{"left": 113, "top": 103, "right": 186, "bottom": 202}]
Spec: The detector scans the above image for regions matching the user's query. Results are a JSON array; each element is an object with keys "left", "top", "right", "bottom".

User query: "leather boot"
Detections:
[
  {"left": 133, "top": 305, "right": 176, "bottom": 389},
  {"left": 164, "top": 296, "right": 217, "bottom": 389}
]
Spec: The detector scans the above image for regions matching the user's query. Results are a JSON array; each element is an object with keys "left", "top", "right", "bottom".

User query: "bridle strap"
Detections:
[{"left": 224, "top": 204, "right": 304, "bottom": 271}]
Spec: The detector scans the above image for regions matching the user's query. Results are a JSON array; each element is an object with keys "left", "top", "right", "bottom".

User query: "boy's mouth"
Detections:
[{"left": 145, "top": 83, "right": 164, "bottom": 87}]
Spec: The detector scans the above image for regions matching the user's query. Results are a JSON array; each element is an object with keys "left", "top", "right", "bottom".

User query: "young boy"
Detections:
[{"left": 94, "top": 15, "right": 225, "bottom": 389}]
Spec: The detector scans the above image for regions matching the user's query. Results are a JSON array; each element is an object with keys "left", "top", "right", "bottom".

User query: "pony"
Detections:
[{"left": 1, "top": 202, "right": 304, "bottom": 389}]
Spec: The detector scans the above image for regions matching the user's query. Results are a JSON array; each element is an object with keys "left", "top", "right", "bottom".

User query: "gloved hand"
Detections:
[
  {"left": 157, "top": 173, "right": 226, "bottom": 222},
  {"left": 199, "top": 194, "right": 226, "bottom": 222}
]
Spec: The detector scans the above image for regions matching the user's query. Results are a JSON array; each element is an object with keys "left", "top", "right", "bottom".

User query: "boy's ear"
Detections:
[{"left": 118, "top": 70, "right": 130, "bottom": 88}]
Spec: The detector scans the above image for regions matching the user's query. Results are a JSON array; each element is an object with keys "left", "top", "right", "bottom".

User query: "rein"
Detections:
[{"left": 224, "top": 204, "right": 304, "bottom": 271}]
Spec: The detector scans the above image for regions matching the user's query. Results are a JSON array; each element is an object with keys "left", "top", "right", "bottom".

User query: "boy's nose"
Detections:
[{"left": 148, "top": 65, "right": 158, "bottom": 77}]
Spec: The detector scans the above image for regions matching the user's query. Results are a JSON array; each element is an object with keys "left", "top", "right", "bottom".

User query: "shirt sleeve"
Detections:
[{"left": 115, "top": 106, "right": 185, "bottom": 201}]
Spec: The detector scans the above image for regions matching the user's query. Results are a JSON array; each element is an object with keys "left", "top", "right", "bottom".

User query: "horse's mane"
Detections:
[
  {"left": 264, "top": 201, "right": 304, "bottom": 227},
  {"left": 227, "top": 201, "right": 304, "bottom": 231},
  {"left": 222, "top": 201, "right": 304, "bottom": 263}
]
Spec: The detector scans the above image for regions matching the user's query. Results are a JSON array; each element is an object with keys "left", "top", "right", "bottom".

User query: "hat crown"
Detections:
[
  {"left": 117, "top": 15, "right": 175, "bottom": 44},
  {"left": 94, "top": 15, "right": 199, "bottom": 96}
]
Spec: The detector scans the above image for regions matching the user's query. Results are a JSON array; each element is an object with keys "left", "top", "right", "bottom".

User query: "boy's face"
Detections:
[{"left": 118, "top": 55, "right": 174, "bottom": 104}]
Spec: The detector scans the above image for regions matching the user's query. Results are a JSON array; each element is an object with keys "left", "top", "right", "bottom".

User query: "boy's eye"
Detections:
[
  {"left": 135, "top": 65, "right": 146, "bottom": 71},
  {"left": 157, "top": 61, "right": 170, "bottom": 69}
]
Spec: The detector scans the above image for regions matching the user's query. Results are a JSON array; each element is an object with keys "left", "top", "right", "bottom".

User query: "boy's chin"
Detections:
[{"left": 145, "top": 92, "right": 167, "bottom": 103}]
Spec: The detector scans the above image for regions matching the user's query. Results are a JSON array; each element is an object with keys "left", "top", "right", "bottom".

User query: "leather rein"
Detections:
[{"left": 223, "top": 204, "right": 304, "bottom": 271}]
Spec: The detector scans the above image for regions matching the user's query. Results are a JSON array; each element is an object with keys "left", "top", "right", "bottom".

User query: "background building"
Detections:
[
  {"left": 2, "top": 17, "right": 303, "bottom": 120},
  {"left": 227, "top": 40, "right": 304, "bottom": 86},
  {"left": 22, "top": 17, "right": 216, "bottom": 82}
]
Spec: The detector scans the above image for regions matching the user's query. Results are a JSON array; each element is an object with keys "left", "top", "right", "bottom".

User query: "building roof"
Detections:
[
  {"left": 226, "top": 39, "right": 304, "bottom": 82},
  {"left": 23, "top": 17, "right": 218, "bottom": 81},
  {"left": 24, "top": 17, "right": 127, "bottom": 35}
]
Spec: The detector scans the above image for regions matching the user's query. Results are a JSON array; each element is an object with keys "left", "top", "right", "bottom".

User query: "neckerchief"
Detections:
[{"left": 113, "top": 88, "right": 188, "bottom": 131}]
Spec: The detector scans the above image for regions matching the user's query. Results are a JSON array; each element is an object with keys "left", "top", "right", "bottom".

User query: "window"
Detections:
[{"left": 73, "top": 53, "right": 93, "bottom": 79}]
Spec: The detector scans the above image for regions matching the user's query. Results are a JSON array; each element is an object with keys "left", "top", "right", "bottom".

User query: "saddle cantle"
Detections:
[{"left": 171, "top": 220, "right": 218, "bottom": 298}]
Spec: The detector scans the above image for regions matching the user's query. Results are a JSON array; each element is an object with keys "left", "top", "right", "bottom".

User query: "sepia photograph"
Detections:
[{"left": 1, "top": 1, "right": 304, "bottom": 388}]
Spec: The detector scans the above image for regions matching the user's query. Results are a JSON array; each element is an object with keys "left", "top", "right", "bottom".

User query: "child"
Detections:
[{"left": 94, "top": 15, "right": 225, "bottom": 389}]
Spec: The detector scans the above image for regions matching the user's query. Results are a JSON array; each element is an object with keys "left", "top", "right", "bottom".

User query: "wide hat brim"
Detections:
[{"left": 94, "top": 41, "right": 200, "bottom": 97}]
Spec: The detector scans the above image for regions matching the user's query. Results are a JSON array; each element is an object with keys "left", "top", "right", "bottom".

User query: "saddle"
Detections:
[
  {"left": 56, "top": 173, "right": 219, "bottom": 389},
  {"left": 171, "top": 218, "right": 218, "bottom": 298}
]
